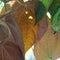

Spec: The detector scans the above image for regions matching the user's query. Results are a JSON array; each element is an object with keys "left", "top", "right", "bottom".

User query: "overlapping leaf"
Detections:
[
  {"left": 49, "top": 0, "right": 60, "bottom": 32},
  {"left": 0, "top": 14, "right": 24, "bottom": 60},
  {"left": 13, "top": 1, "right": 39, "bottom": 52},
  {"left": 34, "top": 18, "right": 60, "bottom": 60}
]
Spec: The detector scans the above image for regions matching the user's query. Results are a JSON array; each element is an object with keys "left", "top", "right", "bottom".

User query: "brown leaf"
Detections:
[
  {"left": 13, "top": 1, "right": 39, "bottom": 52},
  {"left": 0, "top": 14, "right": 24, "bottom": 60},
  {"left": 34, "top": 18, "right": 60, "bottom": 60}
]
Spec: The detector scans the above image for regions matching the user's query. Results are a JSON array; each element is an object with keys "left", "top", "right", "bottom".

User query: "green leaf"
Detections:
[
  {"left": 49, "top": 0, "right": 60, "bottom": 32},
  {"left": 40, "top": 0, "right": 53, "bottom": 10},
  {"left": 35, "top": 1, "right": 46, "bottom": 25},
  {"left": 0, "top": 0, "right": 11, "bottom": 10},
  {"left": 51, "top": 4, "right": 60, "bottom": 32},
  {"left": 35, "top": 0, "right": 53, "bottom": 25},
  {"left": 0, "top": 1, "right": 4, "bottom": 10},
  {"left": 49, "top": 0, "right": 60, "bottom": 16}
]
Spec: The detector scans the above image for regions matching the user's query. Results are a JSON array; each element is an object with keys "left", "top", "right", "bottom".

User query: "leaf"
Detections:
[
  {"left": 13, "top": 2, "right": 39, "bottom": 52},
  {"left": 34, "top": 0, "right": 53, "bottom": 25},
  {"left": 40, "top": 0, "right": 53, "bottom": 10},
  {"left": 0, "top": 1, "right": 4, "bottom": 10},
  {"left": 35, "top": 1, "right": 46, "bottom": 25},
  {"left": 37, "top": 15, "right": 48, "bottom": 40},
  {"left": 34, "top": 18, "right": 60, "bottom": 60},
  {"left": 0, "top": 14, "right": 24, "bottom": 60},
  {"left": 49, "top": 0, "right": 60, "bottom": 32},
  {"left": 51, "top": 5, "right": 60, "bottom": 32},
  {"left": 49, "top": 0, "right": 60, "bottom": 16}
]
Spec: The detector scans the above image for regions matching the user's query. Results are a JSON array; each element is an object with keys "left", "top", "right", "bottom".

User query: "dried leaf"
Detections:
[
  {"left": 0, "top": 14, "right": 24, "bottom": 60},
  {"left": 13, "top": 2, "right": 39, "bottom": 52},
  {"left": 34, "top": 18, "right": 60, "bottom": 60}
]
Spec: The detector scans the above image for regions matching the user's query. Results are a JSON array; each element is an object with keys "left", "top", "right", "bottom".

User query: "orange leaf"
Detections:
[{"left": 13, "top": 1, "right": 39, "bottom": 52}]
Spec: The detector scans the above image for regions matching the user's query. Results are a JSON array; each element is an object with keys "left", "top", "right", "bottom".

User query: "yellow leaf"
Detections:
[{"left": 13, "top": 2, "right": 39, "bottom": 52}]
